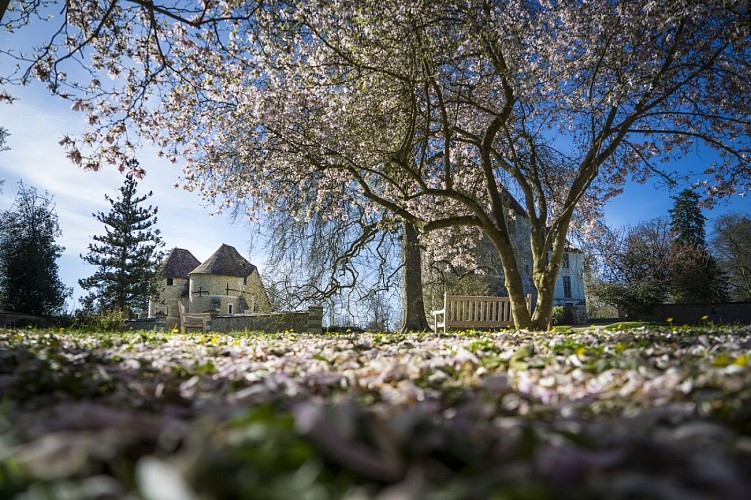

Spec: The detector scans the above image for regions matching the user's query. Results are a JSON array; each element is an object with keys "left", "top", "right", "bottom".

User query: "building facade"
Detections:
[
  {"left": 149, "top": 244, "right": 272, "bottom": 328},
  {"left": 188, "top": 244, "right": 271, "bottom": 315},
  {"left": 554, "top": 246, "right": 586, "bottom": 307}
]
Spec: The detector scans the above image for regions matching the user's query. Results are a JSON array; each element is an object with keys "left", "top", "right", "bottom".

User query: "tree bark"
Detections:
[
  {"left": 484, "top": 222, "right": 533, "bottom": 330},
  {"left": 529, "top": 227, "right": 569, "bottom": 330},
  {"left": 399, "top": 221, "right": 429, "bottom": 332},
  {"left": 531, "top": 272, "right": 556, "bottom": 330}
]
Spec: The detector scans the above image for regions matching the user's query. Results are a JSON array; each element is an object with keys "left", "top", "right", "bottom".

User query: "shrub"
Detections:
[
  {"left": 71, "top": 309, "right": 125, "bottom": 332},
  {"left": 551, "top": 306, "right": 565, "bottom": 326}
]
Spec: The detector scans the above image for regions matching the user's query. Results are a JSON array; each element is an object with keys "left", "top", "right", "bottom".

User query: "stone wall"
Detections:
[
  {"left": 124, "top": 317, "right": 167, "bottom": 331},
  {"left": 209, "top": 306, "right": 324, "bottom": 333},
  {"left": 125, "top": 306, "right": 324, "bottom": 333},
  {"left": 628, "top": 301, "right": 751, "bottom": 326}
]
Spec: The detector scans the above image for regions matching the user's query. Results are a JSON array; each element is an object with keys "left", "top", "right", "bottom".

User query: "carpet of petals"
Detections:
[{"left": 2, "top": 325, "right": 751, "bottom": 499}]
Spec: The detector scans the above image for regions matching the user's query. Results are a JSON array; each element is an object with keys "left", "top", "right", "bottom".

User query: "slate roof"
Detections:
[
  {"left": 161, "top": 248, "right": 201, "bottom": 280},
  {"left": 501, "top": 187, "right": 527, "bottom": 216},
  {"left": 190, "top": 244, "right": 257, "bottom": 277}
]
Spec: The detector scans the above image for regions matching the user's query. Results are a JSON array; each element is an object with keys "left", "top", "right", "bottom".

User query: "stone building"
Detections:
[
  {"left": 555, "top": 245, "right": 586, "bottom": 307},
  {"left": 148, "top": 248, "right": 200, "bottom": 321},
  {"left": 188, "top": 244, "right": 271, "bottom": 315},
  {"left": 149, "top": 244, "right": 271, "bottom": 328}
]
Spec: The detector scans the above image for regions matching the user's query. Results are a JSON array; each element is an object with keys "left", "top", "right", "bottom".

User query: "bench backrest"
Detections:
[{"left": 443, "top": 294, "right": 528, "bottom": 328}]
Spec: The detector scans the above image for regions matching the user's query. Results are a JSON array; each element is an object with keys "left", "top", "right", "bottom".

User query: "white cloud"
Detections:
[{"left": 1, "top": 86, "right": 263, "bottom": 306}]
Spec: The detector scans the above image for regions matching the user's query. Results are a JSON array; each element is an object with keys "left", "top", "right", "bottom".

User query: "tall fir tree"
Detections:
[
  {"left": 79, "top": 164, "right": 164, "bottom": 316},
  {"left": 668, "top": 189, "right": 729, "bottom": 303},
  {"left": 669, "top": 189, "right": 707, "bottom": 248},
  {"left": 0, "top": 183, "right": 71, "bottom": 315}
]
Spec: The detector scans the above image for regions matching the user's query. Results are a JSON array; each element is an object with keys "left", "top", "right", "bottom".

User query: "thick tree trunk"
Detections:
[
  {"left": 486, "top": 227, "right": 533, "bottom": 330},
  {"left": 399, "top": 221, "right": 429, "bottom": 332},
  {"left": 531, "top": 272, "right": 556, "bottom": 330},
  {"left": 501, "top": 262, "right": 533, "bottom": 330},
  {"left": 529, "top": 225, "right": 569, "bottom": 331}
]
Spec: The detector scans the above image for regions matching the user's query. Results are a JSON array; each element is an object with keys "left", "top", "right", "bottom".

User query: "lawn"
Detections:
[{"left": 1, "top": 325, "right": 750, "bottom": 499}]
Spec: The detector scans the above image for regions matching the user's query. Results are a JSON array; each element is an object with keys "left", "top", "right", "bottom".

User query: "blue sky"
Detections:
[{"left": 0, "top": 83, "right": 265, "bottom": 311}]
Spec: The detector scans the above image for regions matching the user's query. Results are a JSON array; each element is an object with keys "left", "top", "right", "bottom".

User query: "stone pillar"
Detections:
[{"left": 307, "top": 306, "right": 323, "bottom": 333}]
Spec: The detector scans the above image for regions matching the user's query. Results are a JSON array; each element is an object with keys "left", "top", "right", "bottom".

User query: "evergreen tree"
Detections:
[
  {"left": 669, "top": 189, "right": 707, "bottom": 247},
  {"left": 668, "top": 189, "right": 729, "bottom": 303},
  {"left": 0, "top": 183, "right": 71, "bottom": 315},
  {"left": 79, "top": 164, "right": 164, "bottom": 316}
]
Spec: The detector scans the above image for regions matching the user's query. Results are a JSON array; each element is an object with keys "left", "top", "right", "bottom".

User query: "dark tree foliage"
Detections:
[
  {"left": 588, "top": 218, "right": 675, "bottom": 318},
  {"left": 711, "top": 213, "right": 751, "bottom": 301},
  {"left": 79, "top": 165, "right": 164, "bottom": 316},
  {"left": 0, "top": 183, "right": 70, "bottom": 315},
  {"left": 669, "top": 190, "right": 707, "bottom": 248},
  {"left": 668, "top": 189, "right": 729, "bottom": 303}
]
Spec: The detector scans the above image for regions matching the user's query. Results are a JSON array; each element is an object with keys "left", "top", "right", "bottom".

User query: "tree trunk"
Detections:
[
  {"left": 502, "top": 261, "right": 533, "bottom": 330},
  {"left": 485, "top": 227, "right": 533, "bottom": 330},
  {"left": 399, "top": 221, "right": 429, "bottom": 332},
  {"left": 531, "top": 272, "right": 556, "bottom": 330},
  {"left": 529, "top": 227, "right": 569, "bottom": 331}
]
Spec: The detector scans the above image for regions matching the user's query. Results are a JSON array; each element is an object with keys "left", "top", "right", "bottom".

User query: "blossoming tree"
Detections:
[{"left": 2, "top": 0, "right": 749, "bottom": 329}]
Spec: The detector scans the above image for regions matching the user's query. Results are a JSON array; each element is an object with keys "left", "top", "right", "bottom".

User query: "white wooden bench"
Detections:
[
  {"left": 432, "top": 293, "right": 531, "bottom": 332},
  {"left": 179, "top": 302, "right": 212, "bottom": 333}
]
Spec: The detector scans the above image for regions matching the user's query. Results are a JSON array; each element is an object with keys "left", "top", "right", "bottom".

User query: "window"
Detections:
[
  {"left": 563, "top": 276, "right": 572, "bottom": 299},
  {"left": 562, "top": 253, "right": 570, "bottom": 270},
  {"left": 243, "top": 276, "right": 248, "bottom": 286},
  {"left": 167, "top": 277, "right": 174, "bottom": 286},
  {"left": 228, "top": 303, "right": 233, "bottom": 315}
]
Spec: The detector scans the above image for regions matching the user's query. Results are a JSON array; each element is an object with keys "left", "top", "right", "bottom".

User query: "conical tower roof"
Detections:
[
  {"left": 160, "top": 248, "right": 201, "bottom": 279},
  {"left": 190, "top": 244, "right": 256, "bottom": 277}
]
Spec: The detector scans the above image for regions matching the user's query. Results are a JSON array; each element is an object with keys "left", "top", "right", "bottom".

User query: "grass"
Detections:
[{"left": 1, "top": 324, "right": 751, "bottom": 498}]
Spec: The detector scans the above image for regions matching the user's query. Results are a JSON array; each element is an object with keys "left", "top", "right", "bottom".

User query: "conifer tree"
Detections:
[
  {"left": 79, "top": 163, "right": 164, "bottom": 316},
  {"left": 0, "top": 183, "right": 71, "bottom": 315},
  {"left": 668, "top": 189, "right": 729, "bottom": 303},
  {"left": 669, "top": 190, "right": 707, "bottom": 248}
]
